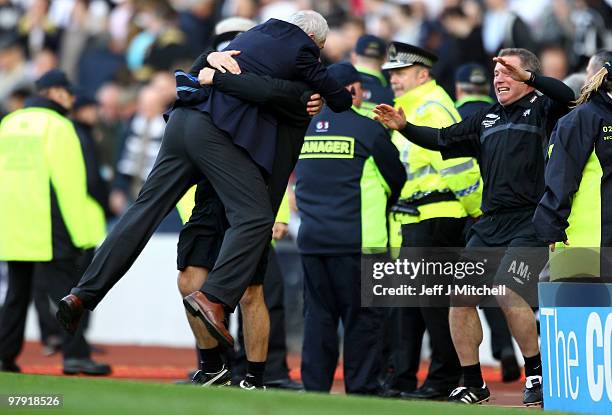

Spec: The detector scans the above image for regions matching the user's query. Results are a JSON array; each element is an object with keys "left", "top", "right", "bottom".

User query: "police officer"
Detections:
[
  {"left": 295, "top": 62, "right": 405, "bottom": 394},
  {"left": 0, "top": 70, "right": 110, "bottom": 375},
  {"left": 534, "top": 61, "right": 612, "bottom": 280},
  {"left": 350, "top": 34, "right": 394, "bottom": 119},
  {"left": 375, "top": 48, "right": 574, "bottom": 405},
  {"left": 383, "top": 42, "right": 482, "bottom": 400},
  {"left": 455, "top": 63, "right": 521, "bottom": 383},
  {"left": 454, "top": 63, "right": 494, "bottom": 119}
]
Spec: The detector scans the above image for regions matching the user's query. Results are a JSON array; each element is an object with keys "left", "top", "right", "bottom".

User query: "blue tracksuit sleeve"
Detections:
[
  {"left": 533, "top": 110, "right": 594, "bottom": 242},
  {"left": 371, "top": 130, "right": 406, "bottom": 206},
  {"left": 295, "top": 45, "right": 352, "bottom": 112}
]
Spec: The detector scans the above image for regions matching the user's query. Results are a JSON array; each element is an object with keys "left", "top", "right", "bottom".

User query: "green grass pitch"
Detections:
[{"left": 0, "top": 373, "right": 566, "bottom": 415}]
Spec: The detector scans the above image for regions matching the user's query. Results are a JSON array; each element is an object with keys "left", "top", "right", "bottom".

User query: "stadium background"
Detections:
[{"left": 0, "top": 0, "right": 610, "bottom": 409}]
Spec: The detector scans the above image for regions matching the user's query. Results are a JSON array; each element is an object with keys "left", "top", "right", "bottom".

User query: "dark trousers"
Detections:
[
  {"left": 72, "top": 109, "right": 274, "bottom": 310},
  {"left": 483, "top": 307, "right": 515, "bottom": 360},
  {"left": 32, "top": 270, "right": 61, "bottom": 345},
  {"left": 0, "top": 259, "right": 90, "bottom": 364},
  {"left": 398, "top": 216, "right": 466, "bottom": 392},
  {"left": 385, "top": 307, "right": 425, "bottom": 392},
  {"left": 301, "top": 254, "right": 383, "bottom": 395},
  {"left": 231, "top": 248, "right": 290, "bottom": 382}
]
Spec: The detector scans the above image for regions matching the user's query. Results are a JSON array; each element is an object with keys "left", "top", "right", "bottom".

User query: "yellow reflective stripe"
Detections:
[
  {"left": 299, "top": 136, "right": 355, "bottom": 159},
  {"left": 406, "top": 165, "right": 436, "bottom": 180},
  {"left": 439, "top": 159, "right": 475, "bottom": 176}
]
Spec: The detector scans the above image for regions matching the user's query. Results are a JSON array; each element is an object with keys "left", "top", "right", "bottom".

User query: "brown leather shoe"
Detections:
[
  {"left": 56, "top": 294, "right": 84, "bottom": 334},
  {"left": 183, "top": 291, "right": 234, "bottom": 348}
]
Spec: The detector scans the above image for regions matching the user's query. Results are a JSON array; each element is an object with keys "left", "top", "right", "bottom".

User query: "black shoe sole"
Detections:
[
  {"left": 63, "top": 369, "right": 112, "bottom": 376},
  {"left": 56, "top": 301, "right": 77, "bottom": 334},
  {"left": 183, "top": 296, "right": 233, "bottom": 348},
  {"left": 524, "top": 400, "right": 542, "bottom": 407}
]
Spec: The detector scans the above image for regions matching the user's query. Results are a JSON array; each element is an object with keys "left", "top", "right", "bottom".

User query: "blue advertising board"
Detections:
[{"left": 539, "top": 283, "right": 612, "bottom": 414}]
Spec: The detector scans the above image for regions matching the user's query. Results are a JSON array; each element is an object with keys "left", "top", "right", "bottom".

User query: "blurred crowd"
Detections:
[{"left": 0, "top": 0, "right": 610, "bottom": 226}]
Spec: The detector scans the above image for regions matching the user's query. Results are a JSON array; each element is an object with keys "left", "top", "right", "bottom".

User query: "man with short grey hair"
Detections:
[{"left": 285, "top": 10, "right": 329, "bottom": 49}]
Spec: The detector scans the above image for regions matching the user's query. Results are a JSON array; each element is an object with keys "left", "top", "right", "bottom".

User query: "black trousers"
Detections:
[
  {"left": 385, "top": 307, "right": 425, "bottom": 392},
  {"left": 483, "top": 307, "right": 514, "bottom": 360},
  {"left": 301, "top": 254, "right": 383, "bottom": 395},
  {"left": 230, "top": 248, "right": 290, "bottom": 382},
  {"left": 32, "top": 269, "right": 61, "bottom": 344},
  {"left": 72, "top": 109, "right": 275, "bottom": 310},
  {"left": 0, "top": 259, "right": 90, "bottom": 363},
  {"left": 398, "top": 216, "right": 466, "bottom": 392}
]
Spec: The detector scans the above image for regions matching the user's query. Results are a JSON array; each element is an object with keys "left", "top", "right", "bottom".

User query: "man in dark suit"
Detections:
[{"left": 58, "top": 11, "right": 351, "bottom": 349}]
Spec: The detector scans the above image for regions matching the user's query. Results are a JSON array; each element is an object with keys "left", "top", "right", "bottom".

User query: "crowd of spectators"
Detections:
[{"left": 0, "top": 0, "right": 610, "bottom": 223}]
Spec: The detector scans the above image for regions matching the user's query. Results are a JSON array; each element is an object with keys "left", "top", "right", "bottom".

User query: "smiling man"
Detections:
[{"left": 374, "top": 48, "right": 574, "bottom": 406}]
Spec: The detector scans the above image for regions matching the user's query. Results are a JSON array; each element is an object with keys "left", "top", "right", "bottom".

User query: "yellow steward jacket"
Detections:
[
  {"left": 0, "top": 106, "right": 90, "bottom": 261},
  {"left": 389, "top": 80, "right": 482, "bottom": 248}
]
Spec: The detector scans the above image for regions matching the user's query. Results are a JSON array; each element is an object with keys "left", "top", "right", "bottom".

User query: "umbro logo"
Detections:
[{"left": 482, "top": 114, "right": 500, "bottom": 128}]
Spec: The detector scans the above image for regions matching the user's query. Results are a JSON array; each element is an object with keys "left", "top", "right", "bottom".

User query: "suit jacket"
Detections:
[{"left": 195, "top": 18, "right": 351, "bottom": 173}]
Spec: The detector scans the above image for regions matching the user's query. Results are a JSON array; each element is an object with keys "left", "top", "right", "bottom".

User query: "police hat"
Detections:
[
  {"left": 355, "top": 34, "right": 387, "bottom": 59},
  {"left": 382, "top": 41, "right": 437, "bottom": 71},
  {"left": 212, "top": 17, "right": 257, "bottom": 51},
  {"left": 35, "top": 69, "right": 74, "bottom": 94},
  {"left": 328, "top": 61, "right": 361, "bottom": 87},
  {"left": 455, "top": 63, "right": 488, "bottom": 86}
]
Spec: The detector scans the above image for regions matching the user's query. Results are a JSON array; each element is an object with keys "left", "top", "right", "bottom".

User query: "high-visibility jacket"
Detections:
[
  {"left": 177, "top": 185, "right": 291, "bottom": 226},
  {"left": 353, "top": 66, "right": 394, "bottom": 120},
  {"left": 389, "top": 80, "right": 482, "bottom": 248},
  {"left": 533, "top": 88, "right": 612, "bottom": 280},
  {"left": 0, "top": 107, "right": 90, "bottom": 261}
]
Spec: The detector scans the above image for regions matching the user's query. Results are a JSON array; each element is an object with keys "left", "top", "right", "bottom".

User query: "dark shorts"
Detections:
[
  {"left": 459, "top": 208, "right": 547, "bottom": 305},
  {"left": 176, "top": 179, "right": 265, "bottom": 285}
]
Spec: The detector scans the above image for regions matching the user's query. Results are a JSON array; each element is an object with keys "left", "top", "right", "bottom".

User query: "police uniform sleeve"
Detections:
[
  {"left": 47, "top": 119, "right": 90, "bottom": 248},
  {"left": 212, "top": 72, "right": 312, "bottom": 126},
  {"left": 371, "top": 128, "right": 406, "bottom": 206},
  {"left": 295, "top": 45, "right": 352, "bottom": 112},
  {"left": 533, "top": 110, "right": 595, "bottom": 243}
]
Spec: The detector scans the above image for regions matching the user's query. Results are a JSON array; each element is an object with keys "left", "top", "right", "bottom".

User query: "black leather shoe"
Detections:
[
  {"left": 264, "top": 379, "right": 303, "bottom": 391},
  {"left": 56, "top": 294, "right": 85, "bottom": 334},
  {"left": 379, "top": 387, "right": 404, "bottom": 398},
  {"left": 63, "top": 359, "right": 111, "bottom": 376},
  {"left": 0, "top": 361, "right": 21, "bottom": 373},
  {"left": 400, "top": 386, "right": 448, "bottom": 401}
]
